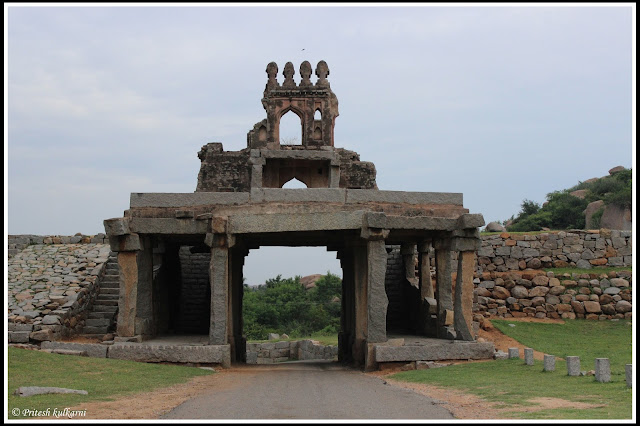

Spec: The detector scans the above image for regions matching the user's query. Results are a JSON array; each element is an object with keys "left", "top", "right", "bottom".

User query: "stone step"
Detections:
[
  {"left": 100, "top": 288, "right": 119, "bottom": 295},
  {"left": 92, "top": 305, "right": 118, "bottom": 312},
  {"left": 94, "top": 299, "right": 118, "bottom": 306},
  {"left": 97, "top": 294, "right": 119, "bottom": 300},
  {"left": 89, "top": 311, "right": 117, "bottom": 319},
  {"left": 103, "top": 273, "right": 119, "bottom": 280},
  {"left": 105, "top": 266, "right": 119, "bottom": 272},
  {"left": 82, "top": 326, "right": 110, "bottom": 334},
  {"left": 99, "top": 282, "right": 120, "bottom": 289},
  {"left": 86, "top": 318, "right": 113, "bottom": 327}
]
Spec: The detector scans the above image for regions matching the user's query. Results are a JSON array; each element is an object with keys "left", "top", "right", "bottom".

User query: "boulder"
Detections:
[
  {"left": 485, "top": 222, "right": 506, "bottom": 232},
  {"left": 584, "top": 200, "right": 605, "bottom": 229},
  {"left": 608, "top": 165, "right": 626, "bottom": 175},
  {"left": 600, "top": 204, "right": 632, "bottom": 231}
]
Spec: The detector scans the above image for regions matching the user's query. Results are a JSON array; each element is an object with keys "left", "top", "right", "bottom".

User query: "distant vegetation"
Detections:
[
  {"left": 243, "top": 273, "right": 342, "bottom": 340},
  {"left": 505, "top": 168, "right": 632, "bottom": 232}
]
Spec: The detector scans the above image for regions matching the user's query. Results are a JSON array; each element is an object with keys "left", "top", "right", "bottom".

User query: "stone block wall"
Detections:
[
  {"left": 477, "top": 229, "right": 632, "bottom": 272},
  {"left": 473, "top": 270, "right": 632, "bottom": 321},
  {"left": 245, "top": 339, "right": 338, "bottom": 364},
  {"left": 176, "top": 248, "right": 211, "bottom": 334},
  {"left": 384, "top": 245, "right": 405, "bottom": 330}
]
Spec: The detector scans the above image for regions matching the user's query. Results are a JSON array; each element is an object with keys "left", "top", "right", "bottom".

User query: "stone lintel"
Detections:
[
  {"left": 228, "top": 211, "right": 366, "bottom": 234},
  {"left": 386, "top": 216, "right": 458, "bottom": 231},
  {"left": 129, "top": 218, "right": 208, "bottom": 235},
  {"left": 250, "top": 188, "right": 346, "bottom": 203},
  {"left": 347, "top": 190, "right": 463, "bottom": 206},
  {"left": 130, "top": 192, "right": 250, "bottom": 208},
  {"left": 104, "top": 218, "right": 130, "bottom": 236},
  {"left": 375, "top": 341, "right": 495, "bottom": 363},
  {"left": 258, "top": 149, "right": 337, "bottom": 161}
]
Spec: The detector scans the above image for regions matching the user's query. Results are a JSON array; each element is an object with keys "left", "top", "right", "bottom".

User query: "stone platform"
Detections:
[{"left": 374, "top": 335, "right": 495, "bottom": 363}]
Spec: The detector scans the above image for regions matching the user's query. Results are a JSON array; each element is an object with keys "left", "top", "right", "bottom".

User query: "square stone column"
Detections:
[
  {"left": 113, "top": 234, "right": 153, "bottom": 338},
  {"left": 337, "top": 249, "right": 355, "bottom": 363},
  {"left": 207, "top": 233, "right": 229, "bottom": 345},
  {"left": 418, "top": 241, "right": 434, "bottom": 299},
  {"left": 453, "top": 250, "right": 475, "bottom": 341},
  {"left": 434, "top": 238, "right": 454, "bottom": 339},
  {"left": 352, "top": 231, "right": 389, "bottom": 370},
  {"left": 228, "top": 247, "right": 248, "bottom": 362}
]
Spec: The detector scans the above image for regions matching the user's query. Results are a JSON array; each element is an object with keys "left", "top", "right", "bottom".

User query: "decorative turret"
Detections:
[{"left": 248, "top": 60, "right": 339, "bottom": 150}]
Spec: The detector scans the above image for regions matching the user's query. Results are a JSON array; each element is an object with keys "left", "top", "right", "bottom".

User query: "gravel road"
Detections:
[{"left": 161, "top": 361, "right": 454, "bottom": 420}]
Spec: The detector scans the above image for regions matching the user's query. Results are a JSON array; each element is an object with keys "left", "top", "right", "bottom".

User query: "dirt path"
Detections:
[{"left": 64, "top": 316, "right": 572, "bottom": 420}]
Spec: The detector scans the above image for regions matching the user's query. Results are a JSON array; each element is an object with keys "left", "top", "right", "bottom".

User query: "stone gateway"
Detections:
[{"left": 104, "top": 61, "right": 493, "bottom": 370}]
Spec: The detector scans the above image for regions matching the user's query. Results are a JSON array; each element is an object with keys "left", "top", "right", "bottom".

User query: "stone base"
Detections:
[
  {"left": 108, "top": 343, "right": 231, "bottom": 367},
  {"left": 374, "top": 337, "right": 495, "bottom": 363}
]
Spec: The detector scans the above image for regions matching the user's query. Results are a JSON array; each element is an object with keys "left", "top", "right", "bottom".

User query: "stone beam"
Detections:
[
  {"left": 129, "top": 218, "right": 208, "bottom": 235},
  {"left": 228, "top": 211, "right": 366, "bottom": 234},
  {"left": 130, "top": 192, "right": 250, "bottom": 208},
  {"left": 385, "top": 216, "right": 459, "bottom": 231},
  {"left": 346, "top": 190, "right": 463, "bottom": 206}
]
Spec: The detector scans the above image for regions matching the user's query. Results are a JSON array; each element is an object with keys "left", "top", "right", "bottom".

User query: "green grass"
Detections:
[
  {"left": 8, "top": 347, "right": 213, "bottom": 419},
  {"left": 248, "top": 332, "right": 338, "bottom": 346},
  {"left": 390, "top": 320, "right": 632, "bottom": 420},
  {"left": 544, "top": 266, "right": 632, "bottom": 276}
]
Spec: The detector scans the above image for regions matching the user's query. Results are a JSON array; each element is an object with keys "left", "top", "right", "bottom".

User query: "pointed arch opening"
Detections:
[
  {"left": 278, "top": 110, "right": 303, "bottom": 145},
  {"left": 282, "top": 177, "right": 308, "bottom": 189}
]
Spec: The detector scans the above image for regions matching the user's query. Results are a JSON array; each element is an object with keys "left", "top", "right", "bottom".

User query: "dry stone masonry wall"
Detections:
[
  {"left": 473, "top": 230, "right": 632, "bottom": 321},
  {"left": 245, "top": 340, "right": 338, "bottom": 364},
  {"left": 8, "top": 239, "right": 111, "bottom": 343},
  {"left": 478, "top": 229, "right": 632, "bottom": 272}
]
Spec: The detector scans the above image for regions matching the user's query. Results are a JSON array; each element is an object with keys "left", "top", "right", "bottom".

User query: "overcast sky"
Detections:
[{"left": 5, "top": 4, "right": 635, "bottom": 285}]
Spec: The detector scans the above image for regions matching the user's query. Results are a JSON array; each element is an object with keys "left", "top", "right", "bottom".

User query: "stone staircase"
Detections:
[{"left": 81, "top": 252, "right": 119, "bottom": 337}]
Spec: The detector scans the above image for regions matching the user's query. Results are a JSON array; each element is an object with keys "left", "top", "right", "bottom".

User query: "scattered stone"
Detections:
[{"left": 15, "top": 386, "right": 88, "bottom": 397}]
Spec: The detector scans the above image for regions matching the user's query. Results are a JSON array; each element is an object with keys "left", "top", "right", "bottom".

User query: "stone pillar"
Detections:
[
  {"left": 352, "top": 225, "right": 389, "bottom": 370},
  {"left": 595, "top": 358, "right": 611, "bottom": 383},
  {"left": 524, "top": 348, "right": 534, "bottom": 365},
  {"left": 453, "top": 250, "right": 475, "bottom": 341},
  {"left": 367, "top": 238, "right": 388, "bottom": 344},
  {"left": 112, "top": 233, "right": 153, "bottom": 338},
  {"left": 329, "top": 162, "right": 340, "bottom": 188},
  {"left": 418, "top": 241, "right": 434, "bottom": 299},
  {"left": 626, "top": 364, "right": 632, "bottom": 388},
  {"left": 134, "top": 236, "right": 154, "bottom": 337},
  {"left": 249, "top": 154, "right": 264, "bottom": 188},
  {"left": 434, "top": 238, "right": 454, "bottom": 339},
  {"left": 508, "top": 348, "right": 519, "bottom": 359},
  {"left": 206, "top": 233, "right": 229, "bottom": 345},
  {"left": 543, "top": 354, "right": 555, "bottom": 372},
  {"left": 566, "top": 356, "right": 580, "bottom": 376}
]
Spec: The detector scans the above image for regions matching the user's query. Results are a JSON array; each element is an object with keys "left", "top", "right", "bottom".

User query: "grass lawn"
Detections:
[
  {"left": 248, "top": 333, "right": 338, "bottom": 346},
  {"left": 544, "top": 266, "right": 632, "bottom": 276},
  {"left": 7, "top": 347, "right": 213, "bottom": 419},
  {"left": 390, "top": 319, "right": 633, "bottom": 420}
]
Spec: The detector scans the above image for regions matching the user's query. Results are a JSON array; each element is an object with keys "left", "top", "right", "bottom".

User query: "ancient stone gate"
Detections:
[{"left": 104, "top": 61, "right": 492, "bottom": 370}]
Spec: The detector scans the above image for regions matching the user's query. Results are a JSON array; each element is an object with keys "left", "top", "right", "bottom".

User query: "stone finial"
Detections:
[
  {"left": 282, "top": 62, "right": 296, "bottom": 88},
  {"left": 315, "top": 60, "right": 330, "bottom": 87},
  {"left": 266, "top": 62, "right": 279, "bottom": 89},
  {"left": 299, "top": 61, "right": 312, "bottom": 87}
]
